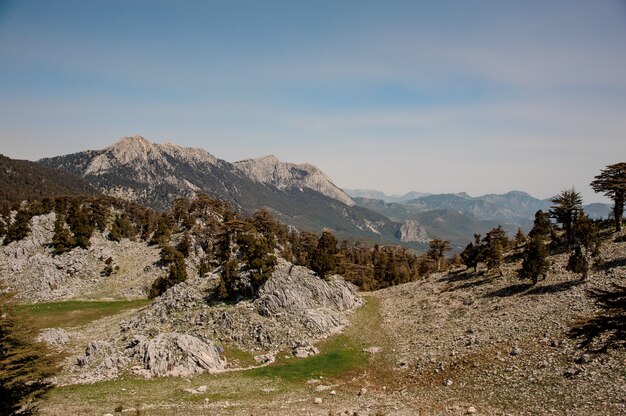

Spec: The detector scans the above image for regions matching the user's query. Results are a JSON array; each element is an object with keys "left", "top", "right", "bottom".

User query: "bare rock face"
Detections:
[
  {"left": 396, "top": 219, "right": 431, "bottom": 244},
  {"left": 132, "top": 332, "right": 226, "bottom": 377},
  {"left": 0, "top": 213, "right": 164, "bottom": 302},
  {"left": 64, "top": 258, "right": 362, "bottom": 383},
  {"left": 234, "top": 155, "right": 355, "bottom": 206}
]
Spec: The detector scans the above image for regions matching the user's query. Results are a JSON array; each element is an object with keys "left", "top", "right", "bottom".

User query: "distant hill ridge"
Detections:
[{"left": 0, "top": 154, "right": 97, "bottom": 208}]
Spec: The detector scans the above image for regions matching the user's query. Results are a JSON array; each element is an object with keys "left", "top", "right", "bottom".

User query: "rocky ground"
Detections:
[
  {"left": 6, "top": 214, "right": 623, "bottom": 415},
  {"left": 0, "top": 212, "right": 164, "bottom": 302}
]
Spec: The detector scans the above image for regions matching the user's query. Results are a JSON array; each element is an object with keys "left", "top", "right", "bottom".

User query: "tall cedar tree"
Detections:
[
  {"left": 66, "top": 202, "right": 94, "bottom": 249},
  {"left": 149, "top": 248, "right": 187, "bottom": 298},
  {"left": 519, "top": 211, "right": 551, "bottom": 284},
  {"left": 567, "top": 213, "right": 601, "bottom": 280},
  {"left": 52, "top": 214, "right": 75, "bottom": 256},
  {"left": 590, "top": 162, "right": 626, "bottom": 232},
  {"left": 1, "top": 289, "right": 60, "bottom": 416},
  {"left": 427, "top": 239, "right": 451, "bottom": 272},
  {"left": 460, "top": 234, "right": 483, "bottom": 272},
  {"left": 514, "top": 228, "right": 527, "bottom": 247},
  {"left": 310, "top": 231, "right": 338, "bottom": 278},
  {"left": 3, "top": 210, "right": 31, "bottom": 246},
  {"left": 484, "top": 226, "right": 508, "bottom": 274},
  {"left": 549, "top": 188, "right": 583, "bottom": 243}
]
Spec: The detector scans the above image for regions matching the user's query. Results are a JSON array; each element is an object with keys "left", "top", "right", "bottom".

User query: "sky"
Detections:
[{"left": 1, "top": 0, "right": 625, "bottom": 203}]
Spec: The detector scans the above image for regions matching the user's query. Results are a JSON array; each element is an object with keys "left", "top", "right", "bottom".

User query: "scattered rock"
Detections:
[
  {"left": 445, "top": 379, "right": 454, "bottom": 387},
  {"left": 467, "top": 406, "right": 477, "bottom": 414},
  {"left": 314, "top": 397, "right": 323, "bottom": 404},
  {"left": 358, "top": 387, "right": 367, "bottom": 396},
  {"left": 510, "top": 346, "right": 521, "bottom": 356},
  {"left": 363, "top": 346, "right": 382, "bottom": 354}
]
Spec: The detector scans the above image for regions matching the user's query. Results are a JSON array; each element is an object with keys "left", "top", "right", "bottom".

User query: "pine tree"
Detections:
[
  {"left": 484, "top": 226, "right": 508, "bottom": 275},
  {"left": 519, "top": 216, "right": 551, "bottom": 285},
  {"left": 460, "top": 234, "right": 483, "bottom": 272},
  {"left": 529, "top": 210, "right": 551, "bottom": 240},
  {"left": 176, "top": 231, "right": 193, "bottom": 258},
  {"left": 514, "top": 228, "right": 527, "bottom": 247},
  {"left": 310, "top": 231, "right": 338, "bottom": 278},
  {"left": 549, "top": 188, "right": 583, "bottom": 243},
  {"left": 427, "top": 239, "right": 451, "bottom": 272},
  {"left": 1, "top": 289, "right": 60, "bottom": 416},
  {"left": 52, "top": 214, "right": 75, "bottom": 256},
  {"left": 2, "top": 210, "right": 31, "bottom": 246},
  {"left": 567, "top": 245, "right": 589, "bottom": 280},
  {"left": 590, "top": 162, "right": 626, "bottom": 232},
  {"left": 66, "top": 202, "right": 94, "bottom": 249}
]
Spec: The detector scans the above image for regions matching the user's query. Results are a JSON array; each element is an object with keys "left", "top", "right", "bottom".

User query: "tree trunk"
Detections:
[{"left": 614, "top": 193, "right": 624, "bottom": 232}]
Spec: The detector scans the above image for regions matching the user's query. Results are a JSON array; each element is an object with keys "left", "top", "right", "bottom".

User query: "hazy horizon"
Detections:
[{"left": 2, "top": 1, "right": 625, "bottom": 203}]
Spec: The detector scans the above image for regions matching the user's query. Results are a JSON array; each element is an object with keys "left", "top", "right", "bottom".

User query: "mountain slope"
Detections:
[
  {"left": 0, "top": 154, "right": 97, "bottom": 207},
  {"left": 38, "top": 136, "right": 413, "bottom": 245},
  {"left": 234, "top": 155, "right": 354, "bottom": 206}
]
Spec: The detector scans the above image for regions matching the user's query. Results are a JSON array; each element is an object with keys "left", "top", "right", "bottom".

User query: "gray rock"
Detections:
[
  {"left": 293, "top": 345, "right": 319, "bottom": 358},
  {"left": 37, "top": 328, "right": 71, "bottom": 348},
  {"left": 133, "top": 332, "right": 226, "bottom": 377}
]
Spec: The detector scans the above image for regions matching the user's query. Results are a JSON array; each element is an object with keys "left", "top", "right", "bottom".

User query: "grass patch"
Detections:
[
  {"left": 17, "top": 299, "right": 151, "bottom": 329},
  {"left": 221, "top": 346, "right": 258, "bottom": 368},
  {"left": 248, "top": 334, "right": 367, "bottom": 382}
]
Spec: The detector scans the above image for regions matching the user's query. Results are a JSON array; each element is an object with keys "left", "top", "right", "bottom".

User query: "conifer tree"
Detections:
[
  {"left": 1, "top": 289, "right": 60, "bottom": 416},
  {"left": 427, "top": 239, "right": 451, "bottom": 272},
  {"left": 484, "top": 226, "right": 508, "bottom": 275},
  {"left": 2, "top": 210, "right": 31, "bottom": 246},
  {"left": 52, "top": 214, "right": 75, "bottom": 256},
  {"left": 549, "top": 188, "right": 583, "bottom": 243},
  {"left": 514, "top": 228, "right": 527, "bottom": 247},
  {"left": 519, "top": 213, "right": 551, "bottom": 285},
  {"left": 460, "top": 234, "right": 483, "bottom": 272},
  {"left": 310, "top": 231, "right": 338, "bottom": 278},
  {"left": 590, "top": 162, "right": 626, "bottom": 232},
  {"left": 66, "top": 202, "right": 94, "bottom": 249},
  {"left": 176, "top": 231, "right": 193, "bottom": 258}
]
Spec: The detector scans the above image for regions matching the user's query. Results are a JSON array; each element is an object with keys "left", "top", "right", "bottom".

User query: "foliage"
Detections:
[
  {"left": 52, "top": 214, "right": 75, "bottom": 256},
  {"left": 427, "top": 239, "right": 451, "bottom": 272},
  {"left": 519, "top": 212, "right": 551, "bottom": 284},
  {"left": 514, "top": 227, "right": 527, "bottom": 247},
  {"left": 566, "top": 246, "right": 589, "bottom": 279},
  {"left": 150, "top": 246, "right": 188, "bottom": 298},
  {"left": 310, "top": 231, "right": 338, "bottom": 278},
  {"left": 66, "top": 202, "right": 94, "bottom": 249},
  {"left": 460, "top": 234, "right": 483, "bottom": 272},
  {"left": 1, "top": 289, "right": 60, "bottom": 416},
  {"left": 483, "top": 226, "right": 508, "bottom": 274},
  {"left": 590, "top": 162, "right": 626, "bottom": 232},
  {"left": 549, "top": 188, "right": 583, "bottom": 243},
  {"left": 2, "top": 209, "right": 31, "bottom": 246},
  {"left": 108, "top": 214, "right": 136, "bottom": 242}
]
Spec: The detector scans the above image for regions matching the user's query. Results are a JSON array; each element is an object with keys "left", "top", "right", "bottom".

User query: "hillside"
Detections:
[
  {"left": 27, "top": 222, "right": 625, "bottom": 415},
  {"left": 0, "top": 154, "right": 97, "bottom": 208},
  {"left": 38, "top": 136, "right": 420, "bottom": 247}
]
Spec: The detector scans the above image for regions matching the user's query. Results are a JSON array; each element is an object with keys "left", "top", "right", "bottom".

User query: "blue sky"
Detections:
[{"left": 1, "top": 0, "right": 625, "bottom": 202}]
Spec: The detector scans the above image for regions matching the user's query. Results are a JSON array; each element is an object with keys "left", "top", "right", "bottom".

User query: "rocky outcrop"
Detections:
[
  {"left": 234, "top": 155, "right": 355, "bottom": 206},
  {"left": 62, "top": 258, "right": 362, "bottom": 384},
  {"left": 131, "top": 333, "right": 226, "bottom": 377},
  {"left": 0, "top": 213, "right": 164, "bottom": 302},
  {"left": 396, "top": 219, "right": 431, "bottom": 244}
]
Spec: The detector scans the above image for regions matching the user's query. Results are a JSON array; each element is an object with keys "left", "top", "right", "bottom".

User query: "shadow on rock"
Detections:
[
  {"left": 523, "top": 279, "right": 584, "bottom": 296},
  {"left": 569, "top": 284, "right": 626, "bottom": 353},
  {"left": 484, "top": 283, "right": 533, "bottom": 298}
]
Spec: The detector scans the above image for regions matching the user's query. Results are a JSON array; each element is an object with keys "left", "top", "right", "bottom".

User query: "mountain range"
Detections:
[
  {"left": 12, "top": 135, "right": 609, "bottom": 250},
  {"left": 38, "top": 136, "right": 429, "bottom": 247}
]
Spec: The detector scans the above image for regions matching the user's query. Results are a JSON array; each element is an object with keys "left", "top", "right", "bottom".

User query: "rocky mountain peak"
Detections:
[
  {"left": 85, "top": 136, "right": 219, "bottom": 176},
  {"left": 234, "top": 155, "right": 355, "bottom": 207}
]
